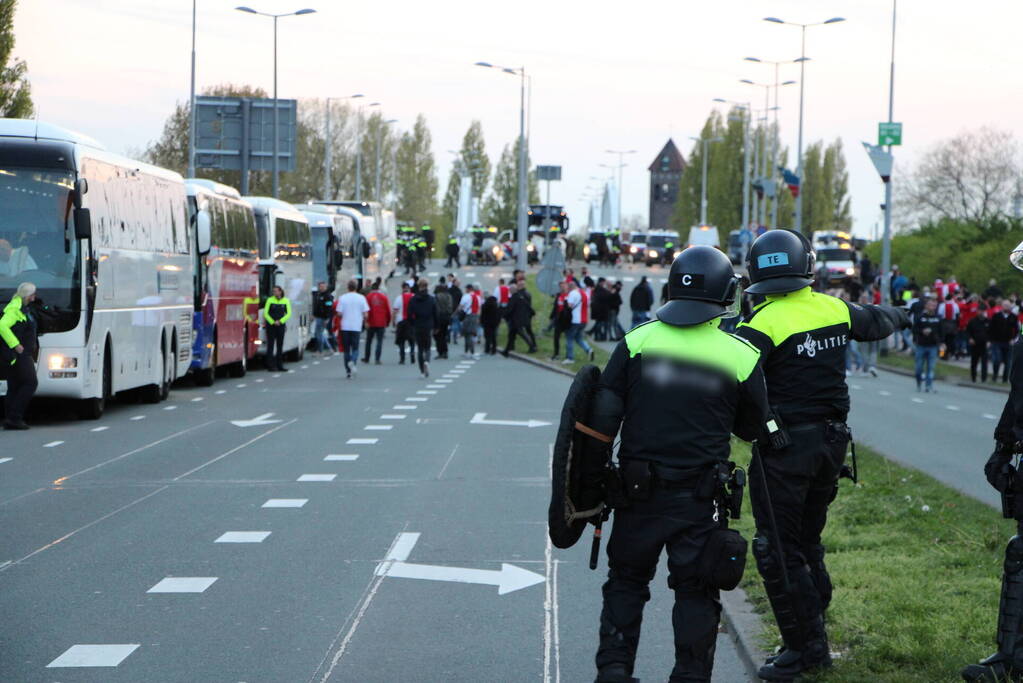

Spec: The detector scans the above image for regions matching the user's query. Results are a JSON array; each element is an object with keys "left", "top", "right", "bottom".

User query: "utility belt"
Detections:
[{"left": 763, "top": 410, "right": 858, "bottom": 484}]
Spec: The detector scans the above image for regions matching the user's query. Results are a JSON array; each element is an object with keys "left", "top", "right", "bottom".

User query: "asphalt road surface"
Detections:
[{"left": 0, "top": 266, "right": 748, "bottom": 682}]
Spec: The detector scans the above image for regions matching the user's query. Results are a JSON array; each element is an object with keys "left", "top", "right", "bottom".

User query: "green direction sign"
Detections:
[{"left": 878, "top": 122, "right": 903, "bottom": 146}]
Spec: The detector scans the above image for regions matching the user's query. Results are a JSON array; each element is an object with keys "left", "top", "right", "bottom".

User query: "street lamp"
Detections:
[
  {"left": 235, "top": 6, "right": 316, "bottom": 198},
  {"left": 713, "top": 99, "right": 751, "bottom": 233},
  {"left": 605, "top": 149, "right": 636, "bottom": 231},
  {"left": 353, "top": 101, "right": 380, "bottom": 201},
  {"left": 764, "top": 15, "right": 846, "bottom": 233},
  {"left": 375, "top": 118, "right": 397, "bottom": 201},
  {"left": 740, "top": 78, "right": 795, "bottom": 228},
  {"left": 689, "top": 136, "right": 724, "bottom": 226},
  {"left": 322, "top": 94, "right": 363, "bottom": 200},
  {"left": 475, "top": 60, "right": 528, "bottom": 270},
  {"left": 188, "top": 0, "right": 198, "bottom": 180}
]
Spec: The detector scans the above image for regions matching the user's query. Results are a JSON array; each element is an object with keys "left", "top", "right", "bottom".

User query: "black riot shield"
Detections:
[{"left": 548, "top": 364, "right": 615, "bottom": 549}]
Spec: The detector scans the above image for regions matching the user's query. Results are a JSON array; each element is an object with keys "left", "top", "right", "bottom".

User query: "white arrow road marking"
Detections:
[
  {"left": 231, "top": 413, "right": 283, "bottom": 428},
  {"left": 0, "top": 458, "right": 12, "bottom": 464},
  {"left": 471, "top": 412, "right": 552, "bottom": 429},
  {"left": 375, "top": 532, "right": 545, "bottom": 595}
]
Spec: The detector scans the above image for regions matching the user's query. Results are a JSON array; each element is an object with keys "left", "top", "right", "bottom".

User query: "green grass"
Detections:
[
  {"left": 728, "top": 440, "right": 1009, "bottom": 682},
  {"left": 505, "top": 274, "right": 610, "bottom": 374},
  {"left": 877, "top": 350, "right": 976, "bottom": 384}
]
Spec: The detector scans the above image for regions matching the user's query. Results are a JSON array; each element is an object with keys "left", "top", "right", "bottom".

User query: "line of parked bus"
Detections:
[{"left": 0, "top": 119, "right": 396, "bottom": 419}]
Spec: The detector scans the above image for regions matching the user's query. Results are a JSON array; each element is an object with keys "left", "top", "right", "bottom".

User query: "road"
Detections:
[{"left": 0, "top": 260, "right": 748, "bottom": 682}]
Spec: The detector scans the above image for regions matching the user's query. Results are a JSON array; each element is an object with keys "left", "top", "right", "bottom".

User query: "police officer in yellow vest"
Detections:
[
  {"left": 589, "top": 246, "right": 769, "bottom": 682},
  {"left": 735, "top": 230, "right": 908, "bottom": 681}
]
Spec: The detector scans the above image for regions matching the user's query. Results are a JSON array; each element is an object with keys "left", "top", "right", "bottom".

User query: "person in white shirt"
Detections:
[
  {"left": 564, "top": 280, "right": 594, "bottom": 364},
  {"left": 392, "top": 282, "right": 417, "bottom": 365},
  {"left": 335, "top": 279, "right": 370, "bottom": 378},
  {"left": 458, "top": 283, "right": 482, "bottom": 358}
]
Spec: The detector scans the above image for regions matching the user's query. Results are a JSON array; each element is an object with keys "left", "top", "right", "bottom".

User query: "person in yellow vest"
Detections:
[
  {"left": 263, "top": 285, "right": 292, "bottom": 372},
  {"left": 0, "top": 282, "right": 39, "bottom": 429}
]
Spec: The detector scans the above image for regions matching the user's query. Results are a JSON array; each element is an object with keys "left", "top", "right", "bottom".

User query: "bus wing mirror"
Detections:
[
  {"left": 196, "top": 209, "right": 212, "bottom": 255},
  {"left": 73, "top": 178, "right": 88, "bottom": 210},
  {"left": 73, "top": 207, "right": 92, "bottom": 239},
  {"left": 362, "top": 241, "right": 371, "bottom": 258}
]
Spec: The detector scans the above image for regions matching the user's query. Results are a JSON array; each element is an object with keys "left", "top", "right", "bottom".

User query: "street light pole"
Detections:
[
  {"left": 605, "top": 149, "right": 637, "bottom": 230},
  {"left": 691, "top": 136, "right": 723, "bottom": 225},
  {"left": 881, "top": 0, "right": 897, "bottom": 305},
  {"left": 188, "top": 0, "right": 197, "bottom": 180}
]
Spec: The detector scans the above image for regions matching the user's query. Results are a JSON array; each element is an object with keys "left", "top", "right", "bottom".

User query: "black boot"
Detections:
[
  {"left": 757, "top": 616, "right": 831, "bottom": 682},
  {"left": 965, "top": 533, "right": 1023, "bottom": 681},
  {"left": 594, "top": 664, "right": 639, "bottom": 683},
  {"left": 962, "top": 652, "right": 1023, "bottom": 682}
]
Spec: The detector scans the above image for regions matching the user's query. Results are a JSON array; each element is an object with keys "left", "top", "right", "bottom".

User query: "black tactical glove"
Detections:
[{"left": 986, "top": 442, "right": 1017, "bottom": 492}]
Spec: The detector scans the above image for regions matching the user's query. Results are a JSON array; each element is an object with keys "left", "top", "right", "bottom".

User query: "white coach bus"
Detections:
[
  {"left": 244, "top": 197, "right": 312, "bottom": 363},
  {"left": 0, "top": 119, "right": 194, "bottom": 418}
]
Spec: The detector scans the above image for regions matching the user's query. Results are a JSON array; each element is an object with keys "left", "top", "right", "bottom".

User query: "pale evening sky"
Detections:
[{"left": 12, "top": 0, "right": 1023, "bottom": 237}]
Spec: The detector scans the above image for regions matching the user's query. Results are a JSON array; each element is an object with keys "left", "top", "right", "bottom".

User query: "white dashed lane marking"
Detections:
[
  {"left": 255, "top": 378, "right": 265, "bottom": 383},
  {"left": 47, "top": 644, "right": 140, "bottom": 668},
  {"left": 417, "top": 391, "right": 437, "bottom": 395},
  {"left": 0, "top": 458, "right": 12, "bottom": 464},
  {"left": 215, "top": 531, "right": 270, "bottom": 543},
  {"left": 393, "top": 405, "right": 417, "bottom": 410},
  {"left": 879, "top": 390, "right": 891, "bottom": 397},
  {"left": 380, "top": 414, "right": 406, "bottom": 420},
  {"left": 147, "top": 577, "right": 218, "bottom": 593},
  {"left": 436, "top": 379, "right": 453, "bottom": 383},
  {"left": 90, "top": 426, "right": 109, "bottom": 433},
  {"left": 983, "top": 413, "right": 998, "bottom": 420},
  {"left": 364, "top": 425, "right": 392, "bottom": 431},
  {"left": 427, "top": 384, "right": 445, "bottom": 389},
  {"left": 850, "top": 384, "right": 862, "bottom": 390},
  {"left": 164, "top": 406, "right": 177, "bottom": 411},
  {"left": 912, "top": 398, "right": 925, "bottom": 404},
  {"left": 946, "top": 405, "right": 960, "bottom": 411},
  {"left": 191, "top": 397, "right": 203, "bottom": 402},
  {"left": 236, "top": 384, "right": 247, "bottom": 388},
  {"left": 347, "top": 438, "right": 379, "bottom": 444},
  {"left": 325, "top": 454, "right": 359, "bottom": 461},
  {"left": 297, "top": 474, "right": 337, "bottom": 482},
  {"left": 130, "top": 415, "right": 146, "bottom": 420},
  {"left": 405, "top": 397, "right": 428, "bottom": 402},
  {"left": 262, "top": 498, "right": 308, "bottom": 508},
  {"left": 43, "top": 441, "right": 63, "bottom": 448},
  {"left": 215, "top": 390, "right": 227, "bottom": 395}
]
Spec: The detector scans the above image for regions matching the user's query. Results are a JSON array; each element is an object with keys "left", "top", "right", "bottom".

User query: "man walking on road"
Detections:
[
  {"left": 629, "top": 276, "right": 653, "bottom": 329},
  {"left": 408, "top": 279, "right": 436, "bottom": 378},
  {"left": 362, "top": 280, "right": 391, "bottom": 365},
  {"left": 587, "top": 247, "right": 769, "bottom": 682},
  {"left": 458, "top": 283, "right": 482, "bottom": 359},
  {"left": 432, "top": 283, "right": 452, "bottom": 360},
  {"left": 912, "top": 297, "right": 942, "bottom": 392},
  {"left": 736, "top": 230, "right": 909, "bottom": 681},
  {"left": 501, "top": 282, "right": 537, "bottom": 356},
  {"left": 990, "top": 300, "right": 1019, "bottom": 383},
  {"left": 564, "top": 279, "right": 594, "bottom": 364},
  {"left": 393, "top": 282, "right": 417, "bottom": 366},
  {"left": 312, "top": 281, "right": 335, "bottom": 357},
  {"left": 336, "top": 279, "right": 369, "bottom": 379}
]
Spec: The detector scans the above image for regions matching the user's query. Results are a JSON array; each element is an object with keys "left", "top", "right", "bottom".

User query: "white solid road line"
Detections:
[
  {"left": 347, "top": 437, "right": 379, "bottom": 444},
  {"left": 393, "top": 405, "right": 417, "bottom": 410},
  {"left": 43, "top": 441, "right": 63, "bottom": 448},
  {"left": 215, "top": 531, "right": 271, "bottom": 543},
  {"left": 0, "top": 458, "right": 12, "bottom": 464},
  {"left": 325, "top": 454, "right": 359, "bottom": 461},
  {"left": 147, "top": 577, "right": 218, "bottom": 593},
  {"left": 380, "top": 414, "right": 406, "bottom": 420},
  {"left": 262, "top": 498, "right": 308, "bottom": 508},
  {"left": 298, "top": 474, "right": 337, "bottom": 482},
  {"left": 364, "top": 425, "right": 393, "bottom": 431},
  {"left": 47, "top": 644, "right": 140, "bottom": 668},
  {"left": 90, "top": 426, "right": 109, "bottom": 432}
]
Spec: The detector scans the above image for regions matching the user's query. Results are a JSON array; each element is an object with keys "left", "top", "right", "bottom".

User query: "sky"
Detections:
[{"left": 12, "top": 0, "right": 1023, "bottom": 238}]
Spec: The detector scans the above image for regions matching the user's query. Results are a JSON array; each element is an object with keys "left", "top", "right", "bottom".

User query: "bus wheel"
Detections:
[
  {"left": 229, "top": 333, "right": 248, "bottom": 378},
  {"left": 141, "top": 338, "right": 168, "bottom": 404},
  {"left": 78, "top": 347, "right": 111, "bottom": 420},
  {"left": 160, "top": 339, "right": 174, "bottom": 401}
]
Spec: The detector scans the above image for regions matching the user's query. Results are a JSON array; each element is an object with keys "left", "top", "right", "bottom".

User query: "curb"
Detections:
[
  {"left": 876, "top": 363, "right": 1009, "bottom": 394},
  {"left": 507, "top": 349, "right": 768, "bottom": 680}
]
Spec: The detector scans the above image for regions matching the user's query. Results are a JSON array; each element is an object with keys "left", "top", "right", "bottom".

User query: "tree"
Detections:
[
  {"left": 0, "top": 0, "right": 31, "bottom": 118},
  {"left": 442, "top": 121, "right": 491, "bottom": 230},
  {"left": 482, "top": 138, "right": 540, "bottom": 230},
  {"left": 394, "top": 114, "right": 439, "bottom": 225},
  {"left": 903, "top": 127, "right": 1022, "bottom": 225},
  {"left": 800, "top": 139, "right": 851, "bottom": 232}
]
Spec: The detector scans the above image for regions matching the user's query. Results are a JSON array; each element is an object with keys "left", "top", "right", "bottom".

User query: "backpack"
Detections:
[{"left": 435, "top": 290, "right": 453, "bottom": 320}]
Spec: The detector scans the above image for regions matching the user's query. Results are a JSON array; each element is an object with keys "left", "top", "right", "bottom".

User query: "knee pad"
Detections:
[
  {"left": 1006, "top": 535, "right": 1023, "bottom": 576},
  {"left": 753, "top": 535, "right": 780, "bottom": 580}
]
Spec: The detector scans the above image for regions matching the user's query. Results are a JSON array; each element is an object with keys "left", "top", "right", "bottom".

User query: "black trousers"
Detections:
[
  {"left": 363, "top": 327, "right": 385, "bottom": 363},
  {"left": 971, "top": 344, "right": 989, "bottom": 382},
  {"left": 414, "top": 327, "right": 432, "bottom": 372},
  {"left": 395, "top": 321, "right": 416, "bottom": 362},
  {"left": 433, "top": 321, "right": 449, "bottom": 358},
  {"left": 4, "top": 354, "right": 37, "bottom": 423},
  {"left": 503, "top": 324, "right": 536, "bottom": 353},
  {"left": 597, "top": 486, "right": 720, "bottom": 682},
  {"left": 749, "top": 422, "right": 847, "bottom": 647},
  {"left": 265, "top": 324, "right": 286, "bottom": 370}
]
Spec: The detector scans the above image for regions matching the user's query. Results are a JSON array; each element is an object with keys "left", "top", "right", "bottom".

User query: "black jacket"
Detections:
[
  {"left": 480, "top": 296, "right": 501, "bottom": 328},
  {"left": 408, "top": 292, "right": 436, "bottom": 330},
  {"left": 967, "top": 315, "right": 989, "bottom": 345},
  {"left": 312, "top": 291, "right": 334, "bottom": 319},
  {"left": 506, "top": 290, "right": 535, "bottom": 328},
  {"left": 912, "top": 312, "right": 942, "bottom": 346},
  {"left": 996, "top": 343, "right": 1023, "bottom": 443},
  {"left": 990, "top": 311, "right": 1019, "bottom": 344},
  {"left": 591, "top": 287, "right": 610, "bottom": 319},
  {"left": 629, "top": 282, "right": 653, "bottom": 312}
]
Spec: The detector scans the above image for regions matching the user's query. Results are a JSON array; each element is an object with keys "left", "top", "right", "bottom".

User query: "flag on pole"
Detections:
[{"left": 779, "top": 167, "right": 801, "bottom": 198}]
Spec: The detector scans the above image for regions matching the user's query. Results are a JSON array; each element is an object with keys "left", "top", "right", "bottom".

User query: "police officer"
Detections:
[
  {"left": 415, "top": 235, "right": 428, "bottom": 271},
  {"left": 445, "top": 235, "right": 460, "bottom": 268},
  {"left": 263, "top": 285, "right": 291, "bottom": 372},
  {"left": 588, "top": 246, "right": 769, "bottom": 682},
  {"left": 735, "top": 230, "right": 909, "bottom": 681},
  {"left": 421, "top": 224, "right": 434, "bottom": 262},
  {"left": 962, "top": 239, "right": 1023, "bottom": 682},
  {"left": 1, "top": 282, "right": 39, "bottom": 430}
]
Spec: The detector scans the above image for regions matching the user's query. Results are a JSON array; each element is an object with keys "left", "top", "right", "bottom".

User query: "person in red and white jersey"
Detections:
[
  {"left": 392, "top": 281, "right": 417, "bottom": 365},
  {"left": 563, "top": 279, "right": 594, "bottom": 364},
  {"left": 458, "top": 283, "right": 483, "bottom": 358},
  {"left": 493, "top": 278, "right": 511, "bottom": 307}
]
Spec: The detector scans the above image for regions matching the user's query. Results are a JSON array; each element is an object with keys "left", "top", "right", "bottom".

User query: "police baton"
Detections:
[{"left": 753, "top": 446, "right": 792, "bottom": 594}]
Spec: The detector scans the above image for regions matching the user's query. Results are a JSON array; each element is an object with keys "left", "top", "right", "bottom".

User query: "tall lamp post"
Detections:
[
  {"left": 740, "top": 78, "right": 795, "bottom": 228},
  {"left": 712, "top": 99, "right": 751, "bottom": 233},
  {"left": 235, "top": 5, "right": 316, "bottom": 199},
  {"left": 375, "top": 118, "right": 398, "bottom": 201},
  {"left": 188, "top": 0, "right": 198, "bottom": 180},
  {"left": 354, "top": 101, "right": 380, "bottom": 201},
  {"left": 322, "top": 94, "right": 363, "bottom": 200},
  {"left": 475, "top": 61, "right": 529, "bottom": 271},
  {"left": 604, "top": 149, "right": 637, "bottom": 230},
  {"left": 764, "top": 15, "right": 846, "bottom": 234},
  {"left": 689, "top": 136, "right": 724, "bottom": 226}
]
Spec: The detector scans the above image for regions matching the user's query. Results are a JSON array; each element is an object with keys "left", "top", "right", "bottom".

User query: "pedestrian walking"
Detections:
[
  {"left": 968, "top": 302, "right": 990, "bottom": 383},
  {"left": 408, "top": 279, "right": 436, "bottom": 378},
  {"left": 362, "top": 280, "right": 391, "bottom": 365},
  {"left": 481, "top": 294, "right": 500, "bottom": 355},
  {"left": 447, "top": 275, "right": 462, "bottom": 344},
  {"left": 433, "top": 284, "right": 453, "bottom": 359},
  {"left": 444, "top": 235, "right": 460, "bottom": 268},
  {"left": 735, "top": 230, "right": 909, "bottom": 680},
  {"left": 0, "top": 282, "right": 39, "bottom": 429},
  {"left": 336, "top": 279, "right": 369, "bottom": 379},
  {"left": 501, "top": 283, "right": 537, "bottom": 356},
  {"left": 564, "top": 279, "right": 594, "bottom": 364},
  {"left": 263, "top": 285, "right": 291, "bottom": 372},
  {"left": 629, "top": 276, "right": 653, "bottom": 329},
  {"left": 550, "top": 281, "right": 571, "bottom": 360},
  {"left": 392, "top": 282, "right": 417, "bottom": 365},
  {"left": 458, "top": 283, "right": 482, "bottom": 358},
  {"left": 991, "top": 300, "right": 1019, "bottom": 383},
  {"left": 311, "top": 281, "right": 335, "bottom": 357},
  {"left": 607, "top": 281, "right": 626, "bottom": 340},
  {"left": 585, "top": 247, "right": 769, "bottom": 682}
]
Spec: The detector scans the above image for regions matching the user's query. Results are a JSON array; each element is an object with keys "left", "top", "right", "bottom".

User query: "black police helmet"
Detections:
[
  {"left": 656, "top": 246, "right": 739, "bottom": 327},
  {"left": 744, "top": 229, "right": 815, "bottom": 295}
]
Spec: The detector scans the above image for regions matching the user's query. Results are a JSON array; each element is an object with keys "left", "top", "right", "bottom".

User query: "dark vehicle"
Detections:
[
  {"left": 528, "top": 205, "right": 570, "bottom": 243},
  {"left": 644, "top": 232, "right": 679, "bottom": 266}
]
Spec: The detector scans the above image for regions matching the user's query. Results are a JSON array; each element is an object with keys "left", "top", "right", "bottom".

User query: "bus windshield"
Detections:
[
  {"left": 817, "top": 248, "right": 855, "bottom": 262},
  {"left": 0, "top": 166, "right": 81, "bottom": 315}
]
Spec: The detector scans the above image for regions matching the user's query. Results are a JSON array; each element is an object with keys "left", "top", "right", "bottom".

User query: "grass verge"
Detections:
[{"left": 728, "top": 440, "right": 1007, "bottom": 682}]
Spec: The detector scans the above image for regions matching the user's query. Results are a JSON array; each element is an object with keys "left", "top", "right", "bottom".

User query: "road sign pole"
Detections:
[{"left": 881, "top": 0, "right": 897, "bottom": 306}]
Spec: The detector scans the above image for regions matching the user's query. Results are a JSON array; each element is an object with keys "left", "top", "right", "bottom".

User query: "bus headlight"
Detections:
[{"left": 48, "top": 354, "right": 78, "bottom": 370}]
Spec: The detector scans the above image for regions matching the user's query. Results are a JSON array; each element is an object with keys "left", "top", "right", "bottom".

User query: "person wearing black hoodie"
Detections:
[
  {"left": 480, "top": 294, "right": 501, "bottom": 355},
  {"left": 408, "top": 279, "right": 436, "bottom": 378},
  {"left": 968, "top": 302, "right": 990, "bottom": 383},
  {"left": 629, "top": 276, "right": 654, "bottom": 329},
  {"left": 501, "top": 284, "right": 537, "bottom": 356}
]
